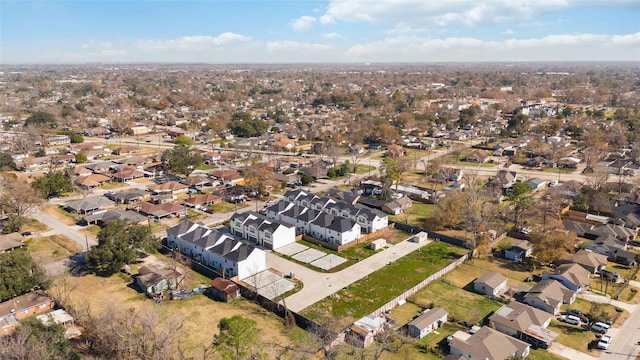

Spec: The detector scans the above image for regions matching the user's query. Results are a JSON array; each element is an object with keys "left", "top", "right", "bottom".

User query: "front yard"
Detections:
[{"left": 27, "top": 234, "right": 82, "bottom": 262}]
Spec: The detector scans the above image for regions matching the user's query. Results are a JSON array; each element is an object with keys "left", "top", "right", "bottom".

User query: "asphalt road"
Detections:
[{"left": 32, "top": 211, "right": 97, "bottom": 250}]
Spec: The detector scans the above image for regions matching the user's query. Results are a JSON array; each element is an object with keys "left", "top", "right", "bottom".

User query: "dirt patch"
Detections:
[{"left": 42, "top": 205, "right": 78, "bottom": 226}]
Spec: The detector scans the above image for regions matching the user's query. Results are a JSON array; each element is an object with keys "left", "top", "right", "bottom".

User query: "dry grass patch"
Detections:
[
  {"left": 27, "top": 234, "right": 82, "bottom": 262},
  {"left": 461, "top": 257, "right": 536, "bottom": 289},
  {"left": 21, "top": 218, "right": 51, "bottom": 233},
  {"left": 42, "top": 205, "right": 79, "bottom": 225}
]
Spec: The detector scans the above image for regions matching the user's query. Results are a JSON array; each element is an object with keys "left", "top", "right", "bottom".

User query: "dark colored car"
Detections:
[
  {"left": 21, "top": 231, "right": 34, "bottom": 236},
  {"left": 565, "top": 309, "right": 588, "bottom": 322}
]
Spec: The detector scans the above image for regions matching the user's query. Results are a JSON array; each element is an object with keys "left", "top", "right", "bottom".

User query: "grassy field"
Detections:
[
  {"left": 53, "top": 253, "right": 299, "bottom": 359},
  {"left": 209, "top": 201, "right": 249, "bottom": 213},
  {"left": 27, "top": 234, "right": 82, "bottom": 262},
  {"left": 21, "top": 218, "right": 52, "bottom": 233},
  {"left": 449, "top": 257, "right": 537, "bottom": 290},
  {"left": 301, "top": 242, "right": 468, "bottom": 327},
  {"left": 389, "top": 202, "right": 436, "bottom": 227},
  {"left": 100, "top": 182, "right": 128, "bottom": 190},
  {"left": 43, "top": 205, "right": 81, "bottom": 225},
  {"left": 79, "top": 224, "right": 101, "bottom": 238},
  {"left": 548, "top": 321, "right": 599, "bottom": 354},
  {"left": 354, "top": 165, "right": 376, "bottom": 174}
]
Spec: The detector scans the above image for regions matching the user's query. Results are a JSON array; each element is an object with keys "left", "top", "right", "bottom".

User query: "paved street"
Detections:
[
  {"left": 32, "top": 212, "right": 96, "bottom": 250},
  {"left": 268, "top": 237, "right": 431, "bottom": 312}
]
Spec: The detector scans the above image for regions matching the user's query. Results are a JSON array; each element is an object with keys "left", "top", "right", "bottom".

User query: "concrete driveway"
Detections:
[{"left": 267, "top": 237, "right": 431, "bottom": 312}]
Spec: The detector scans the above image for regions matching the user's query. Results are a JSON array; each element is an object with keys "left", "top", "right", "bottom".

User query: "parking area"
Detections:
[
  {"left": 292, "top": 248, "right": 326, "bottom": 263},
  {"left": 276, "top": 242, "right": 309, "bottom": 256},
  {"left": 243, "top": 270, "right": 295, "bottom": 300},
  {"left": 311, "top": 254, "right": 347, "bottom": 270}
]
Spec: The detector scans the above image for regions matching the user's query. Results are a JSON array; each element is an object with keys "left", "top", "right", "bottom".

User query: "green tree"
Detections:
[
  {"left": 213, "top": 315, "right": 263, "bottom": 360},
  {"left": 0, "top": 152, "right": 17, "bottom": 170},
  {"left": 0, "top": 249, "right": 49, "bottom": 302},
  {"left": 32, "top": 170, "right": 74, "bottom": 198},
  {"left": 74, "top": 152, "right": 87, "bottom": 163},
  {"left": 380, "top": 157, "right": 401, "bottom": 199},
  {"left": 301, "top": 174, "right": 314, "bottom": 186},
  {"left": 507, "top": 112, "right": 530, "bottom": 135},
  {"left": 25, "top": 111, "right": 57, "bottom": 128},
  {"left": 34, "top": 148, "right": 47, "bottom": 157},
  {"left": 506, "top": 182, "right": 532, "bottom": 226},
  {"left": 173, "top": 135, "right": 193, "bottom": 146},
  {"left": 86, "top": 220, "right": 159, "bottom": 275},
  {"left": 162, "top": 144, "right": 203, "bottom": 177},
  {"left": 67, "top": 132, "right": 84, "bottom": 144},
  {"left": 228, "top": 113, "right": 268, "bottom": 137}
]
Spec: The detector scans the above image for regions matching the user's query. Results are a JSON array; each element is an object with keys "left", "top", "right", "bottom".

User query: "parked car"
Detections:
[
  {"left": 21, "top": 231, "right": 34, "bottom": 236},
  {"left": 592, "top": 322, "right": 611, "bottom": 334},
  {"left": 597, "top": 335, "right": 612, "bottom": 350},
  {"left": 560, "top": 315, "right": 581, "bottom": 325},
  {"left": 565, "top": 309, "right": 589, "bottom": 322}
]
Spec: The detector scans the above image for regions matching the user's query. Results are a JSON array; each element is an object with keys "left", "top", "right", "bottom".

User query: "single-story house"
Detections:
[
  {"left": 490, "top": 170, "right": 517, "bottom": 189},
  {"left": 207, "top": 277, "right": 240, "bottom": 302},
  {"left": 65, "top": 196, "right": 115, "bottom": 214},
  {"left": 504, "top": 239, "right": 533, "bottom": 262},
  {"left": 407, "top": 307, "right": 448, "bottom": 339},
  {"left": 381, "top": 196, "right": 413, "bottom": 215},
  {"left": 473, "top": 271, "right": 508, "bottom": 297},
  {"left": 346, "top": 315, "right": 386, "bottom": 348},
  {"left": 559, "top": 250, "right": 608, "bottom": 274},
  {"left": 0, "top": 232, "right": 25, "bottom": 253},
  {"left": 135, "top": 201, "right": 186, "bottom": 219},
  {"left": 542, "top": 263, "right": 591, "bottom": 293},
  {"left": 448, "top": 326, "right": 530, "bottom": 360},
  {"left": 109, "top": 189, "right": 149, "bottom": 204},
  {"left": 183, "top": 194, "right": 223, "bottom": 209},
  {"left": 147, "top": 181, "right": 189, "bottom": 194},
  {"left": 523, "top": 279, "right": 576, "bottom": 315},
  {"left": 0, "top": 292, "right": 54, "bottom": 335},
  {"left": 83, "top": 209, "right": 148, "bottom": 227},
  {"left": 464, "top": 149, "right": 490, "bottom": 163},
  {"left": 526, "top": 178, "right": 547, "bottom": 191},
  {"left": 488, "top": 301, "right": 558, "bottom": 349},
  {"left": 134, "top": 264, "right": 186, "bottom": 295},
  {"left": 75, "top": 174, "right": 112, "bottom": 189}
]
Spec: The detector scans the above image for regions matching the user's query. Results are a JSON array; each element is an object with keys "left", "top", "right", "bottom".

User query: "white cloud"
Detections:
[
  {"left": 135, "top": 33, "right": 251, "bottom": 51},
  {"left": 321, "top": 32, "right": 343, "bottom": 39},
  {"left": 502, "top": 29, "right": 515, "bottom": 35},
  {"left": 345, "top": 32, "right": 640, "bottom": 62},
  {"left": 82, "top": 40, "right": 113, "bottom": 49},
  {"left": 291, "top": 16, "right": 316, "bottom": 31},
  {"left": 319, "top": 14, "right": 335, "bottom": 25},
  {"left": 266, "top": 40, "right": 331, "bottom": 53},
  {"left": 322, "top": 0, "right": 638, "bottom": 28}
]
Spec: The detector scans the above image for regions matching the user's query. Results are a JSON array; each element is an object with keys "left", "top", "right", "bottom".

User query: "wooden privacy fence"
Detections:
[{"left": 370, "top": 252, "right": 470, "bottom": 316}]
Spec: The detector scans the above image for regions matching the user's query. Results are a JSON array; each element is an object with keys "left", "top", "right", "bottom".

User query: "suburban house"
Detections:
[
  {"left": 181, "top": 176, "right": 214, "bottom": 190},
  {"left": 407, "top": 307, "right": 448, "bottom": 339},
  {"left": 82, "top": 209, "right": 148, "bottom": 227},
  {"left": 523, "top": 279, "right": 577, "bottom": 315},
  {"left": 109, "top": 189, "right": 149, "bottom": 204},
  {"left": 448, "top": 326, "right": 530, "bottom": 360},
  {"left": 148, "top": 181, "right": 189, "bottom": 195},
  {"left": 0, "top": 232, "right": 25, "bottom": 253},
  {"left": 584, "top": 234, "right": 629, "bottom": 259},
  {"left": 166, "top": 221, "right": 266, "bottom": 280},
  {"left": 0, "top": 292, "right": 54, "bottom": 335},
  {"left": 46, "top": 135, "right": 71, "bottom": 146},
  {"left": 75, "top": 174, "right": 112, "bottom": 189},
  {"left": 230, "top": 211, "right": 296, "bottom": 250},
  {"left": 488, "top": 302, "right": 558, "bottom": 349},
  {"left": 463, "top": 149, "right": 490, "bottom": 163},
  {"left": 490, "top": 170, "right": 517, "bottom": 190},
  {"left": 65, "top": 196, "right": 115, "bottom": 214},
  {"left": 183, "top": 194, "right": 223, "bottom": 209},
  {"left": 135, "top": 264, "right": 186, "bottom": 296},
  {"left": 210, "top": 170, "right": 244, "bottom": 185},
  {"left": 207, "top": 277, "right": 240, "bottom": 302},
  {"left": 473, "top": 272, "right": 508, "bottom": 297},
  {"left": 110, "top": 168, "right": 146, "bottom": 182},
  {"left": 558, "top": 250, "right": 608, "bottom": 274},
  {"left": 542, "top": 263, "right": 591, "bottom": 293},
  {"left": 381, "top": 196, "right": 413, "bottom": 215},
  {"left": 36, "top": 309, "right": 79, "bottom": 339},
  {"left": 135, "top": 201, "right": 186, "bottom": 219},
  {"left": 504, "top": 239, "right": 533, "bottom": 262},
  {"left": 346, "top": 315, "right": 386, "bottom": 348},
  {"left": 526, "top": 178, "right": 547, "bottom": 191}
]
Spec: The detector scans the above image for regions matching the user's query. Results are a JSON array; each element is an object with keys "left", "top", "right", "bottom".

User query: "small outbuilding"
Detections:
[
  {"left": 207, "top": 277, "right": 240, "bottom": 302},
  {"left": 411, "top": 232, "right": 429, "bottom": 244},
  {"left": 473, "top": 272, "right": 508, "bottom": 297},
  {"left": 370, "top": 238, "right": 387, "bottom": 251},
  {"left": 135, "top": 264, "right": 186, "bottom": 296},
  {"left": 407, "top": 307, "right": 448, "bottom": 339}
]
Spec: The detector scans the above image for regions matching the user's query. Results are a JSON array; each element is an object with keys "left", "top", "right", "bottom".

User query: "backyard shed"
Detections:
[{"left": 370, "top": 239, "right": 387, "bottom": 250}]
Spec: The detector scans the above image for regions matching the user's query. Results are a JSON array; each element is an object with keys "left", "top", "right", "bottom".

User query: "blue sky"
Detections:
[{"left": 1, "top": 0, "right": 639, "bottom": 64}]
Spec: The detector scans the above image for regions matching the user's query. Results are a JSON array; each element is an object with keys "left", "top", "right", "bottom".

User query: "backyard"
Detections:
[
  {"left": 301, "top": 242, "right": 469, "bottom": 327},
  {"left": 389, "top": 202, "right": 436, "bottom": 227}
]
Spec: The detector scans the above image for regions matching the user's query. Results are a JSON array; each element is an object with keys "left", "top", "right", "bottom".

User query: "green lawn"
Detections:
[
  {"left": 389, "top": 202, "right": 436, "bottom": 227},
  {"left": 209, "top": 201, "right": 248, "bottom": 213},
  {"left": 542, "top": 167, "right": 574, "bottom": 174},
  {"left": 353, "top": 165, "right": 376, "bottom": 174},
  {"left": 27, "top": 234, "right": 83, "bottom": 261},
  {"left": 548, "top": 321, "right": 597, "bottom": 354},
  {"left": 101, "top": 182, "right": 128, "bottom": 190},
  {"left": 301, "top": 242, "right": 468, "bottom": 326}
]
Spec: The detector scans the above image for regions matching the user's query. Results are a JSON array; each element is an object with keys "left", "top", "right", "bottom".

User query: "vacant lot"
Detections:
[
  {"left": 27, "top": 234, "right": 82, "bottom": 262},
  {"left": 54, "top": 255, "right": 297, "bottom": 358},
  {"left": 43, "top": 205, "right": 80, "bottom": 225},
  {"left": 21, "top": 218, "right": 51, "bottom": 233},
  {"left": 301, "top": 242, "right": 468, "bottom": 327},
  {"left": 389, "top": 202, "right": 436, "bottom": 227},
  {"left": 448, "top": 257, "right": 535, "bottom": 290}
]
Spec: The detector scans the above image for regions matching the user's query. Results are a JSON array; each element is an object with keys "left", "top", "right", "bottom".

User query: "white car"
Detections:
[{"left": 598, "top": 335, "right": 612, "bottom": 350}]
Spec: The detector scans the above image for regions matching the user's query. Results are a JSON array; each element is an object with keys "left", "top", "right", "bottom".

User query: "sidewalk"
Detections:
[
  {"left": 578, "top": 291, "right": 638, "bottom": 313},
  {"left": 549, "top": 343, "right": 599, "bottom": 360}
]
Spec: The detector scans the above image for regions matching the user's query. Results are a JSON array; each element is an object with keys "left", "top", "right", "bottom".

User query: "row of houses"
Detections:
[
  {"left": 229, "top": 211, "right": 297, "bottom": 250},
  {"left": 166, "top": 221, "right": 266, "bottom": 280}
]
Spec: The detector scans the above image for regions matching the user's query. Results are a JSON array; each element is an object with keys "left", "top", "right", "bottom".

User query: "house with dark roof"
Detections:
[
  {"left": 65, "top": 196, "right": 115, "bottom": 214},
  {"left": 407, "top": 307, "right": 448, "bottom": 339},
  {"left": 505, "top": 239, "right": 533, "bottom": 262},
  {"left": 489, "top": 302, "right": 558, "bottom": 349},
  {"left": 135, "top": 201, "right": 186, "bottom": 219},
  {"left": 381, "top": 196, "right": 413, "bottom": 215},
  {"left": 473, "top": 272, "right": 508, "bottom": 297},
  {"left": 230, "top": 211, "right": 296, "bottom": 250},
  {"left": 109, "top": 189, "right": 149, "bottom": 204},
  {"left": 542, "top": 263, "right": 591, "bottom": 293},
  {"left": 490, "top": 170, "right": 517, "bottom": 190},
  {"left": 523, "top": 279, "right": 576, "bottom": 315},
  {"left": 463, "top": 149, "right": 490, "bottom": 163},
  {"left": 83, "top": 209, "right": 148, "bottom": 227},
  {"left": 166, "top": 221, "right": 266, "bottom": 280},
  {"left": 448, "top": 326, "right": 530, "bottom": 360}
]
